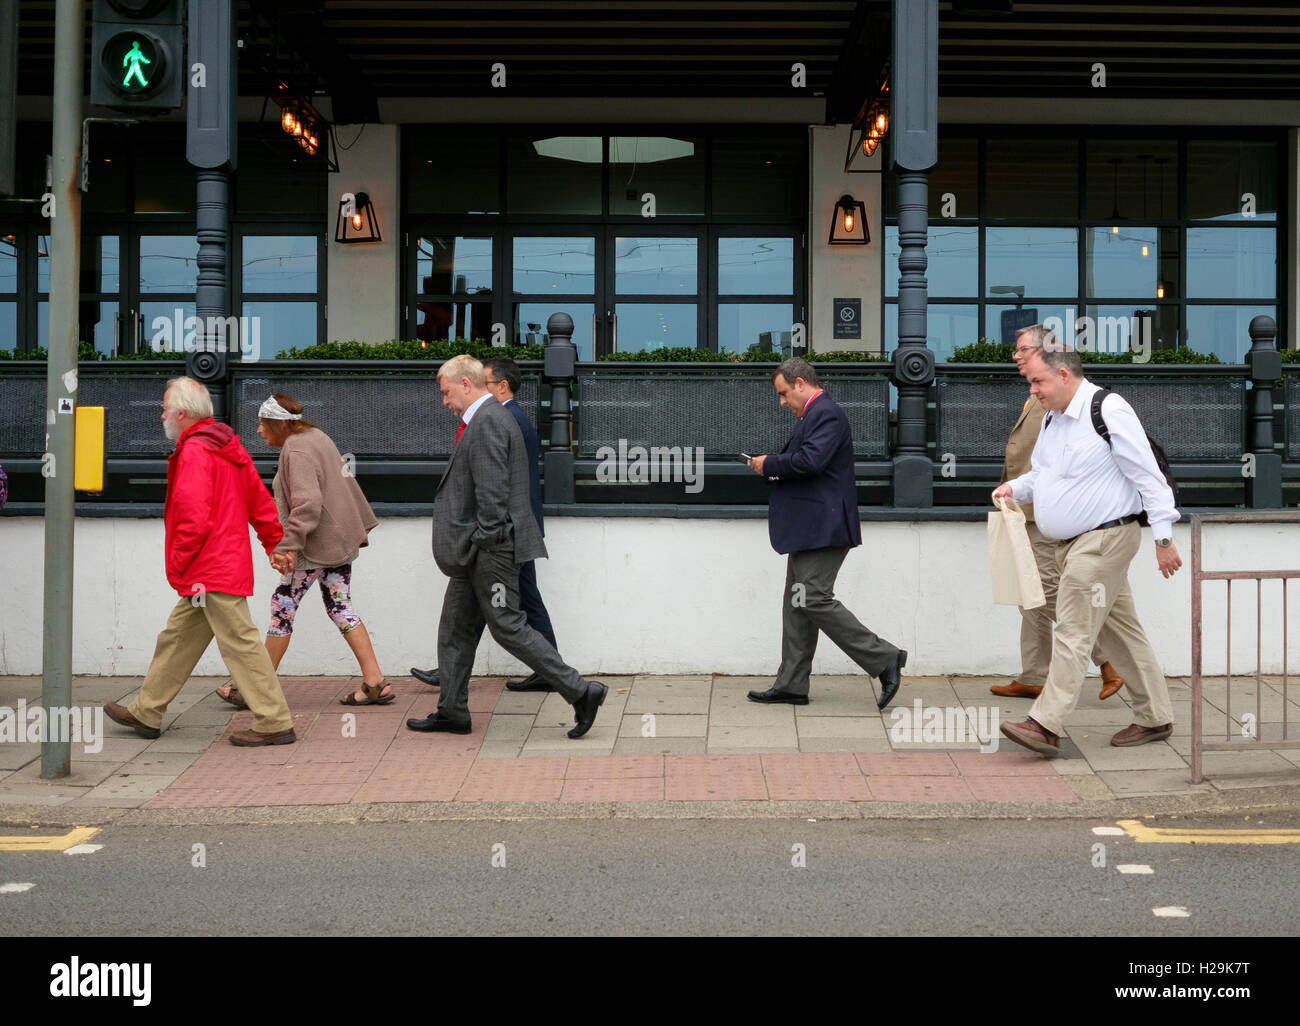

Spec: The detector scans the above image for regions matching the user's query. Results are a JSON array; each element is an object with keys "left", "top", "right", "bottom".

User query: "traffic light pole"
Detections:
[{"left": 41, "top": 0, "right": 86, "bottom": 779}]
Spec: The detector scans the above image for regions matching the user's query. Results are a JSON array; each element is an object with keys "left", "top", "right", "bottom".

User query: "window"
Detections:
[
  {"left": 403, "top": 129, "right": 806, "bottom": 355},
  {"left": 882, "top": 133, "right": 1283, "bottom": 361}
]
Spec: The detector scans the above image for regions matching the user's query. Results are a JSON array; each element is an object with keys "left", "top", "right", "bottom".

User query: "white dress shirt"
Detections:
[
  {"left": 1007, "top": 378, "right": 1177, "bottom": 543},
  {"left": 460, "top": 392, "right": 493, "bottom": 428}
]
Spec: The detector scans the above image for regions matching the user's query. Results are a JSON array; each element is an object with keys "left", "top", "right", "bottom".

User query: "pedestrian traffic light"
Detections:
[{"left": 90, "top": 0, "right": 184, "bottom": 112}]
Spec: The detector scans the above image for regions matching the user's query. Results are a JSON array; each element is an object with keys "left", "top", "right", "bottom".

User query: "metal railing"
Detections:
[{"left": 1190, "top": 511, "right": 1300, "bottom": 783}]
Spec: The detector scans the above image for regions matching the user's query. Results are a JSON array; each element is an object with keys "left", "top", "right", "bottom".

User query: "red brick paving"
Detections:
[{"left": 141, "top": 677, "right": 1090, "bottom": 809}]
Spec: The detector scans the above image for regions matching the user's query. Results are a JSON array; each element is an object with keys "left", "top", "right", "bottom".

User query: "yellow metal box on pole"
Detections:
[{"left": 74, "top": 406, "right": 105, "bottom": 493}]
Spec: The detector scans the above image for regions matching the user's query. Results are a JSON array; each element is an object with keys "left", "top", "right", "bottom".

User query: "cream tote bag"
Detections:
[{"left": 987, "top": 496, "right": 1046, "bottom": 609}]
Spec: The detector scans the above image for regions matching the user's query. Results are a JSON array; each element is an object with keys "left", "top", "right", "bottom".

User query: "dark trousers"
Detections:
[
  {"left": 437, "top": 548, "right": 585, "bottom": 720},
  {"left": 773, "top": 546, "right": 899, "bottom": 696}
]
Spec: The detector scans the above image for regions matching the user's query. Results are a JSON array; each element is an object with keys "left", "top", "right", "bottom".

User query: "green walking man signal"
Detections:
[{"left": 121, "top": 40, "right": 151, "bottom": 89}]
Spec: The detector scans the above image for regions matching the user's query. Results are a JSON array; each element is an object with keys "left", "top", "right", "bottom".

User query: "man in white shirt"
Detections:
[{"left": 991, "top": 345, "right": 1181, "bottom": 757}]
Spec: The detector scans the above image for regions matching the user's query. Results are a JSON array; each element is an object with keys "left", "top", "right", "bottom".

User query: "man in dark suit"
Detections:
[
  {"left": 410, "top": 357, "right": 557, "bottom": 693},
  {"left": 408, "top": 355, "right": 606, "bottom": 737},
  {"left": 746, "top": 357, "right": 906, "bottom": 709}
]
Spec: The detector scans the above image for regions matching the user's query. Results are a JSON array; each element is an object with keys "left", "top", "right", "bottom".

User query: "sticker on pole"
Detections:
[{"left": 57, "top": 398, "right": 74, "bottom": 415}]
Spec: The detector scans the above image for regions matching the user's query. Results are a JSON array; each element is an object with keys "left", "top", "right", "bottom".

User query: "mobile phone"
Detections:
[{"left": 739, "top": 452, "right": 753, "bottom": 464}]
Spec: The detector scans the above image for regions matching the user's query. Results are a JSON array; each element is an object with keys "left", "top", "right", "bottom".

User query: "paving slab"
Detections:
[{"left": 619, "top": 713, "right": 707, "bottom": 739}]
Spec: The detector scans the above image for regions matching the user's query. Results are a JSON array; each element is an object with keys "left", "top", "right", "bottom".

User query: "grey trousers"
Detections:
[
  {"left": 773, "top": 546, "right": 900, "bottom": 696},
  {"left": 436, "top": 546, "right": 587, "bottom": 721}
]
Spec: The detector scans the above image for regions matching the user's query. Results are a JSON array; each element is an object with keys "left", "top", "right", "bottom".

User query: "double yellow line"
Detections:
[
  {"left": 1118, "top": 819, "right": 1300, "bottom": 845},
  {"left": 0, "top": 827, "right": 100, "bottom": 852}
]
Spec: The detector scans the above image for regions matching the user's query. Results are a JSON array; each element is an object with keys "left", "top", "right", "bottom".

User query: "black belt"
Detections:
[{"left": 1064, "top": 513, "right": 1140, "bottom": 544}]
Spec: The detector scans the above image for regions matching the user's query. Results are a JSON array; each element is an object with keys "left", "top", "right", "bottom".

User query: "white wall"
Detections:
[
  {"left": 325, "top": 123, "right": 400, "bottom": 344},
  {"left": 808, "top": 125, "right": 884, "bottom": 355},
  {"left": 2, "top": 518, "right": 1297, "bottom": 680}
]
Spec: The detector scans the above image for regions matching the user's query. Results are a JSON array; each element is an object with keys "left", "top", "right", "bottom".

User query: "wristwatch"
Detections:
[{"left": 1155, "top": 537, "right": 1173, "bottom": 548}]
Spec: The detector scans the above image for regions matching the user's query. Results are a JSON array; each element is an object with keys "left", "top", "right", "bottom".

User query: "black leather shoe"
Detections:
[
  {"left": 506, "top": 671, "right": 553, "bottom": 693},
  {"left": 406, "top": 712, "right": 471, "bottom": 734},
  {"left": 410, "top": 666, "right": 440, "bottom": 688},
  {"left": 567, "top": 682, "right": 607, "bottom": 739},
  {"left": 747, "top": 686, "right": 809, "bottom": 705},
  {"left": 877, "top": 649, "right": 907, "bottom": 710}
]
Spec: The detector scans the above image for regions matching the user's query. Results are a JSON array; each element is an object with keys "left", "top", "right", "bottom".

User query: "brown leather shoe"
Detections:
[
  {"left": 229, "top": 727, "right": 297, "bottom": 747},
  {"left": 999, "top": 716, "right": 1060, "bottom": 757},
  {"left": 989, "top": 680, "right": 1044, "bottom": 698},
  {"left": 103, "top": 701, "right": 161, "bottom": 739},
  {"left": 1110, "top": 722, "right": 1173, "bottom": 747},
  {"left": 1098, "top": 661, "right": 1124, "bottom": 700}
]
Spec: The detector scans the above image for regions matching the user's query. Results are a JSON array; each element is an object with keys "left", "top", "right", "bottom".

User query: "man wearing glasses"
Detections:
[
  {"left": 411, "top": 357, "right": 560, "bottom": 694},
  {"left": 991, "top": 325, "right": 1124, "bottom": 705}
]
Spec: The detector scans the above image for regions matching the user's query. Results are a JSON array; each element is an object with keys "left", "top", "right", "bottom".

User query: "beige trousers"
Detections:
[
  {"left": 1019, "top": 521, "right": 1106, "bottom": 685},
  {"left": 1027, "top": 521, "right": 1174, "bottom": 737},
  {"left": 130, "top": 593, "right": 293, "bottom": 734}
]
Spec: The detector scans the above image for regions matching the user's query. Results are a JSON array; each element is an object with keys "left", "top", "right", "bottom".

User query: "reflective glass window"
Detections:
[
  {"left": 1187, "top": 141, "right": 1277, "bottom": 222},
  {"left": 513, "top": 237, "right": 596, "bottom": 294},
  {"left": 886, "top": 226, "right": 977, "bottom": 298},
  {"left": 242, "top": 302, "right": 317, "bottom": 360},
  {"left": 985, "top": 227, "right": 1077, "bottom": 298},
  {"left": 416, "top": 237, "right": 492, "bottom": 295},
  {"left": 508, "top": 137, "right": 601, "bottom": 215},
  {"left": 719, "top": 303, "right": 794, "bottom": 357},
  {"left": 1186, "top": 228, "right": 1275, "bottom": 299},
  {"left": 139, "top": 236, "right": 199, "bottom": 294},
  {"left": 717, "top": 237, "right": 793, "bottom": 295},
  {"left": 615, "top": 237, "right": 697, "bottom": 295},
  {"left": 241, "top": 236, "right": 317, "bottom": 294},
  {"left": 609, "top": 136, "right": 704, "bottom": 216}
]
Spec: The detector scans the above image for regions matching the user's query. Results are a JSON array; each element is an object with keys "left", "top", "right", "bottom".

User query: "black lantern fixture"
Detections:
[
  {"left": 828, "top": 194, "right": 869, "bottom": 245},
  {"left": 335, "top": 191, "right": 382, "bottom": 244}
]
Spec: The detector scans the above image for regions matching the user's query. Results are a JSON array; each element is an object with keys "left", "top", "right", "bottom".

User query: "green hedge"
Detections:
[
  {"left": 949, "top": 339, "right": 1223, "bottom": 364},
  {"left": 276, "top": 338, "right": 545, "bottom": 361},
  {"left": 599, "top": 347, "right": 889, "bottom": 363}
]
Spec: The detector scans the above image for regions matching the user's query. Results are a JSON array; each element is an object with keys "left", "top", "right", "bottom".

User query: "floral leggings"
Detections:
[{"left": 267, "top": 564, "right": 363, "bottom": 637}]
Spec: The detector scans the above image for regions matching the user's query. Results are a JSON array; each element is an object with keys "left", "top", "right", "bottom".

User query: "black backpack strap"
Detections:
[{"left": 1090, "top": 388, "right": 1112, "bottom": 446}]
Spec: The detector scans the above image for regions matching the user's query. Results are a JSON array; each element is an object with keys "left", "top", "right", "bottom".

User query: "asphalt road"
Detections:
[{"left": 2, "top": 812, "right": 1298, "bottom": 938}]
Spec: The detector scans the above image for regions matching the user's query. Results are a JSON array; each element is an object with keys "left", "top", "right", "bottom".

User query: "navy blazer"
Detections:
[
  {"left": 763, "top": 391, "right": 862, "bottom": 555},
  {"left": 503, "top": 397, "right": 544, "bottom": 535}
]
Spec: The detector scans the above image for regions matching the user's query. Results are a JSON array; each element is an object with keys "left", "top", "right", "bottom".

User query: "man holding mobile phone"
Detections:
[{"left": 745, "top": 358, "right": 906, "bottom": 710}]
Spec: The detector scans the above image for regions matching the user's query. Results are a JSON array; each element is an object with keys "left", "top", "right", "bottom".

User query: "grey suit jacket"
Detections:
[{"left": 432, "top": 397, "right": 547, "bottom": 578}]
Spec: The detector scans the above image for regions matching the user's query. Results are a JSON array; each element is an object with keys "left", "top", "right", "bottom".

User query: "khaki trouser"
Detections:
[
  {"left": 1019, "top": 521, "right": 1107, "bottom": 685},
  {"left": 1027, "top": 521, "right": 1174, "bottom": 737},
  {"left": 130, "top": 593, "right": 293, "bottom": 734}
]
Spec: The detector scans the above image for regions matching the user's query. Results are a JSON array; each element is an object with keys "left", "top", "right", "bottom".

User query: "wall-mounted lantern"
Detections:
[
  {"left": 828, "top": 194, "right": 869, "bottom": 245},
  {"left": 335, "top": 191, "right": 382, "bottom": 244}
]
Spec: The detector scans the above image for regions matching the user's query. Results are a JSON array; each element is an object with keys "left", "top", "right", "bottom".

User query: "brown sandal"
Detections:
[
  {"left": 340, "top": 681, "right": 394, "bottom": 706},
  {"left": 216, "top": 683, "right": 249, "bottom": 710}
]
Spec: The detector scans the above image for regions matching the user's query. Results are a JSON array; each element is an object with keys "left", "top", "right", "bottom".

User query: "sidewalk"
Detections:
[{"left": 2, "top": 673, "right": 1299, "bottom": 825}]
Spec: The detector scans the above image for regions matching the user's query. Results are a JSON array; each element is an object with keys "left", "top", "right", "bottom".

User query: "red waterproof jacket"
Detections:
[{"left": 164, "top": 419, "right": 283, "bottom": 598}]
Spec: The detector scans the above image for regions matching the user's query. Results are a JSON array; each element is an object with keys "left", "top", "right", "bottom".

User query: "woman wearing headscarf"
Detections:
[{"left": 217, "top": 393, "right": 391, "bottom": 708}]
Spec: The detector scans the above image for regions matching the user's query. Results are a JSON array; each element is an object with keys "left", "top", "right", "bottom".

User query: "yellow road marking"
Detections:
[
  {"left": 1118, "top": 819, "right": 1300, "bottom": 844},
  {"left": 0, "top": 827, "right": 100, "bottom": 853}
]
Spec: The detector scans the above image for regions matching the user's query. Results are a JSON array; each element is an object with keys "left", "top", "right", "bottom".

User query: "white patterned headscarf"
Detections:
[{"left": 258, "top": 396, "right": 302, "bottom": 420}]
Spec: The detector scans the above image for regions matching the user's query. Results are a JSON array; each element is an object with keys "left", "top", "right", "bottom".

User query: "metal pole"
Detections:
[
  {"left": 40, "top": 0, "right": 85, "bottom": 779},
  {"left": 194, "top": 167, "right": 231, "bottom": 420},
  {"left": 542, "top": 311, "right": 577, "bottom": 503}
]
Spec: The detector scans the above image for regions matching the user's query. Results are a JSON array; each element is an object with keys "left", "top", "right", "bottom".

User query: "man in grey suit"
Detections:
[{"left": 408, "top": 355, "right": 607, "bottom": 738}]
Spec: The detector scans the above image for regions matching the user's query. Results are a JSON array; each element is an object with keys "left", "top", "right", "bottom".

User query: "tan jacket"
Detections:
[
  {"left": 273, "top": 427, "right": 378, "bottom": 567},
  {"left": 1001, "top": 395, "right": 1045, "bottom": 523}
]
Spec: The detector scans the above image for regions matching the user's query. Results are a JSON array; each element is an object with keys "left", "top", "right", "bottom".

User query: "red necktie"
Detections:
[{"left": 455, "top": 420, "right": 466, "bottom": 445}]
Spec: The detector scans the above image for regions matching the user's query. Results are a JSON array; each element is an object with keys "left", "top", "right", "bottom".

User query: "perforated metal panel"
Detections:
[
  {"left": 935, "top": 371, "right": 1247, "bottom": 462},
  {"left": 1089, "top": 374, "right": 1245, "bottom": 461},
  {"left": 231, "top": 368, "right": 543, "bottom": 459},
  {"left": 0, "top": 370, "right": 177, "bottom": 457},
  {"left": 575, "top": 368, "right": 890, "bottom": 458},
  {"left": 934, "top": 376, "right": 1028, "bottom": 460}
]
